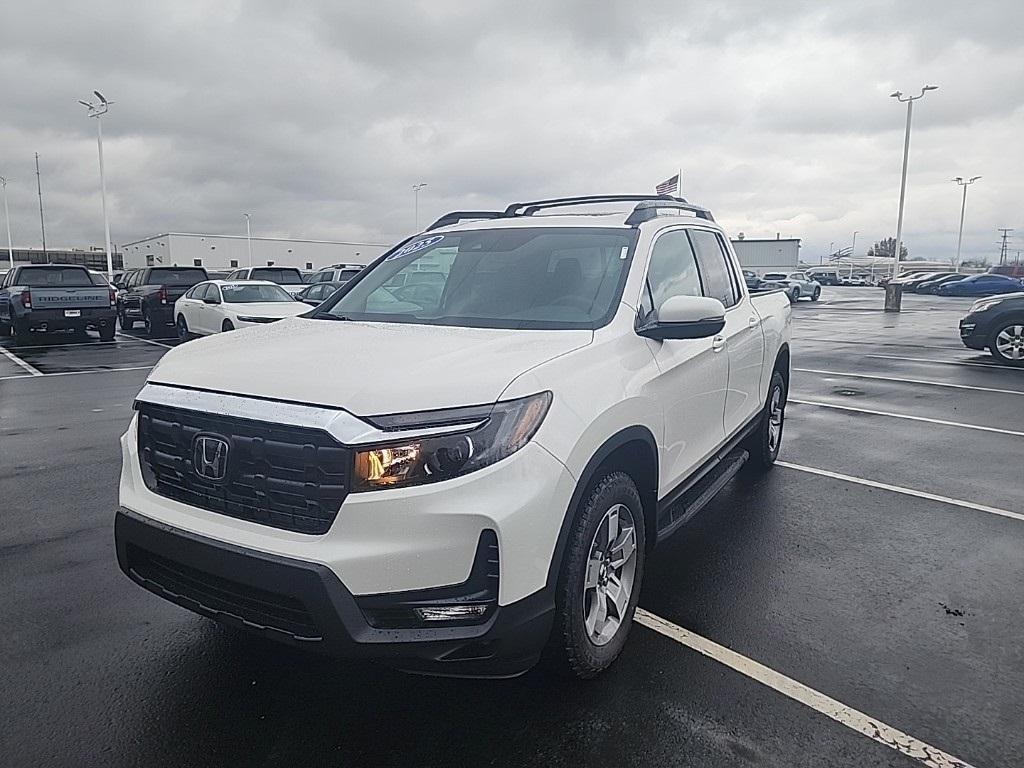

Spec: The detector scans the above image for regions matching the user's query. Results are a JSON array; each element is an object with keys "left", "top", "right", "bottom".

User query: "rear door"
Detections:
[
  {"left": 689, "top": 229, "right": 766, "bottom": 437},
  {"left": 639, "top": 228, "right": 728, "bottom": 494}
]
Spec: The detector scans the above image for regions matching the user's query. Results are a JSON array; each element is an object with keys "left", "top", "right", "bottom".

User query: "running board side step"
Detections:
[{"left": 655, "top": 449, "right": 749, "bottom": 543}]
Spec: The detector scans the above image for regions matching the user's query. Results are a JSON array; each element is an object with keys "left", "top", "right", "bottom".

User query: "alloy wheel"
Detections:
[
  {"left": 583, "top": 503, "right": 638, "bottom": 646},
  {"left": 767, "top": 385, "right": 784, "bottom": 453},
  {"left": 995, "top": 324, "right": 1024, "bottom": 361}
]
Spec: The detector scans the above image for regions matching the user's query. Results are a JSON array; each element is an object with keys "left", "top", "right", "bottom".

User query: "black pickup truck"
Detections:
[
  {"left": 0, "top": 264, "right": 116, "bottom": 344},
  {"left": 117, "top": 266, "right": 208, "bottom": 336}
]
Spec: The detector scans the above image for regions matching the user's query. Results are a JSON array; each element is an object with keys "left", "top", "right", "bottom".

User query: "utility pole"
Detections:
[
  {"left": 1, "top": 176, "right": 13, "bottom": 269},
  {"left": 78, "top": 91, "right": 115, "bottom": 280},
  {"left": 849, "top": 231, "right": 858, "bottom": 279},
  {"left": 35, "top": 153, "right": 47, "bottom": 259},
  {"left": 998, "top": 228, "right": 1013, "bottom": 266}
]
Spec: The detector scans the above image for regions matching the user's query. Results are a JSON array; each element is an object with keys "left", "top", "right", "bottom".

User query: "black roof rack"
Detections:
[{"left": 426, "top": 195, "right": 714, "bottom": 233}]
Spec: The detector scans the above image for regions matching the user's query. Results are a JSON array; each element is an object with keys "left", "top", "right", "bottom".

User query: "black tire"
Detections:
[
  {"left": 143, "top": 310, "right": 156, "bottom": 337},
  {"left": 98, "top": 323, "right": 115, "bottom": 342},
  {"left": 791, "top": 286, "right": 800, "bottom": 301},
  {"left": 13, "top": 320, "right": 31, "bottom": 346},
  {"left": 742, "top": 370, "right": 787, "bottom": 473},
  {"left": 222, "top": 319, "right": 234, "bottom": 332},
  {"left": 118, "top": 312, "right": 135, "bottom": 331},
  {"left": 176, "top": 314, "right": 191, "bottom": 341},
  {"left": 988, "top": 320, "right": 1024, "bottom": 366},
  {"left": 547, "top": 471, "right": 646, "bottom": 679},
  {"left": 0, "top": 320, "right": 10, "bottom": 337},
  {"left": 811, "top": 287, "right": 821, "bottom": 301}
]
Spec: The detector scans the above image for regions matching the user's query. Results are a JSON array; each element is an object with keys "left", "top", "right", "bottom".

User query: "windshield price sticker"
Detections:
[{"left": 386, "top": 235, "right": 445, "bottom": 261}]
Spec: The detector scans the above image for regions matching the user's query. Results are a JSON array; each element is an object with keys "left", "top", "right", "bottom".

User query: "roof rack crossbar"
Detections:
[
  {"left": 426, "top": 211, "right": 505, "bottom": 232},
  {"left": 504, "top": 194, "right": 682, "bottom": 217},
  {"left": 625, "top": 199, "right": 715, "bottom": 225}
]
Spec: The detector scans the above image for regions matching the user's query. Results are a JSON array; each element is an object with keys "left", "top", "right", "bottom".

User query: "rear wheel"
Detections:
[
  {"left": 13, "top": 320, "right": 31, "bottom": 346},
  {"left": 0, "top": 320, "right": 10, "bottom": 337},
  {"left": 791, "top": 286, "right": 801, "bottom": 301},
  {"left": 989, "top": 321, "right": 1024, "bottom": 366},
  {"left": 742, "top": 369, "right": 787, "bottom": 473},
  {"left": 222, "top": 319, "right": 234, "bottom": 332},
  {"left": 98, "top": 323, "right": 115, "bottom": 342},
  {"left": 547, "top": 471, "right": 645, "bottom": 678},
  {"left": 118, "top": 311, "right": 135, "bottom": 331}
]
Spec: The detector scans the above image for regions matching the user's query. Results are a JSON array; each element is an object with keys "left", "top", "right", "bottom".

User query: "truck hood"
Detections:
[{"left": 149, "top": 317, "right": 592, "bottom": 415}]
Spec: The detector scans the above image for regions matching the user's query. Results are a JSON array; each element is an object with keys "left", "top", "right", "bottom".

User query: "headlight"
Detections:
[
  {"left": 352, "top": 391, "right": 552, "bottom": 491},
  {"left": 970, "top": 297, "right": 1005, "bottom": 312}
]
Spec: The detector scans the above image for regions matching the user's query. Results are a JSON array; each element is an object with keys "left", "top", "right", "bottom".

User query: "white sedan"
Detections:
[{"left": 173, "top": 280, "right": 309, "bottom": 339}]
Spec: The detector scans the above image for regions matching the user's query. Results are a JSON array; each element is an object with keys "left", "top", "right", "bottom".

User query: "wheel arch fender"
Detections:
[{"left": 544, "top": 425, "right": 659, "bottom": 590}]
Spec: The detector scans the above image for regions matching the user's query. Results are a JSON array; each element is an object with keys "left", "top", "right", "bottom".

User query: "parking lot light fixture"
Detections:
[
  {"left": 78, "top": 92, "right": 115, "bottom": 281},
  {"left": 243, "top": 213, "right": 253, "bottom": 267},
  {"left": 1, "top": 176, "right": 13, "bottom": 269},
  {"left": 849, "top": 231, "right": 857, "bottom": 279},
  {"left": 953, "top": 176, "right": 981, "bottom": 271},
  {"left": 889, "top": 85, "right": 938, "bottom": 286},
  {"left": 412, "top": 183, "right": 427, "bottom": 231}
]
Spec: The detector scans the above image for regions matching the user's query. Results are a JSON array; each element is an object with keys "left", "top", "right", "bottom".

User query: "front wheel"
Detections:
[
  {"left": 791, "top": 286, "right": 801, "bottom": 301},
  {"left": 176, "top": 315, "right": 191, "bottom": 341},
  {"left": 989, "top": 321, "right": 1024, "bottom": 365},
  {"left": 118, "top": 311, "right": 135, "bottom": 331},
  {"left": 547, "top": 471, "right": 645, "bottom": 678},
  {"left": 811, "top": 287, "right": 821, "bottom": 301},
  {"left": 742, "top": 369, "right": 787, "bottom": 473}
]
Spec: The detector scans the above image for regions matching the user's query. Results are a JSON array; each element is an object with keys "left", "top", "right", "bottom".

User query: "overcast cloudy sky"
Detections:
[{"left": 1, "top": 0, "right": 1022, "bottom": 263}]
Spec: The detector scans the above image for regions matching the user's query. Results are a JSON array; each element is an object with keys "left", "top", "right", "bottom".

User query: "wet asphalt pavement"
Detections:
[{"left": 2, "top": 288, "right": 1022, "bottom": 767}]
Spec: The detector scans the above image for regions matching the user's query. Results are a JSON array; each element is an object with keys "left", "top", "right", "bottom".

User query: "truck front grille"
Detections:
[{"left": 136, "top": 402, "right": 350, "bottom": 534}]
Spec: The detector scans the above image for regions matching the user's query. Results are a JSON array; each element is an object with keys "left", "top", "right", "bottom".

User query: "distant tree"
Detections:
[{"left": 866, "top": 237, "right": 909, "bottom": 260}]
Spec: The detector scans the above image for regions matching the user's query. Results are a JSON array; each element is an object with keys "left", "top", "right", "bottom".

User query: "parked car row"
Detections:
[{"left": 888, "top": 270, "right": 1024, "bottom": 297}]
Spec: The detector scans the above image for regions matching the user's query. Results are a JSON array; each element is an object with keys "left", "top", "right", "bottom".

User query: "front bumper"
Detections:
[
  {"left": 959, "top": 317, "right": 988, "bottom": 350},
  {"left": 115, "top": 508, "right": 554, "bottom": 676}
]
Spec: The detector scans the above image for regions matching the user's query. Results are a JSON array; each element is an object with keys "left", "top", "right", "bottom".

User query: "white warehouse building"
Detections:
[
  {"left": 121, "top": 233, "right": 390, "bottom": 272},
  {"left": 730, "top": 237, "right": 801, "bottom": 275}
]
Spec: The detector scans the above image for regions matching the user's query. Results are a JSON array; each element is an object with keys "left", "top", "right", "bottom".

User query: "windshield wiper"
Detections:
[{"left": 312, "top": 313, "right": 351, "bottom": 321}]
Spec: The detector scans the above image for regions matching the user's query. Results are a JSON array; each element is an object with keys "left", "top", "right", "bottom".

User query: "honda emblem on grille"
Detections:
[{"left": 193, "top": 435, "right": 229, "bottom": 481}]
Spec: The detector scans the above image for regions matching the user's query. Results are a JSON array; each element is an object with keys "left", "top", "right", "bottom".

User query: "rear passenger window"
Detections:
[
  {"left": 688, "top": 229, "right": 739, "bottom": 308},
  {"left": 643, "top": 230, "right": 704, "bottom": 319}
]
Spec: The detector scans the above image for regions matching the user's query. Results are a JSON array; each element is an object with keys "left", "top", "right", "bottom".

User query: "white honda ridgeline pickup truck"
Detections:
[{"left": 116, "top": 195, "right": 791, "bottom": 678}]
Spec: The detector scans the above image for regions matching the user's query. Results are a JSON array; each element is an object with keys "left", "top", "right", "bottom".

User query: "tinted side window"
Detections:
[
  {"left": 688, "top": 229, "right": 738, "bottom": 308},
  {"left": 643, "top": 230, "right": 703, "bottom": 320}
]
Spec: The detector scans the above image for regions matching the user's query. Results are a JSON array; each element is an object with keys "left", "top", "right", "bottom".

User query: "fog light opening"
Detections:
[{"left": 414, "top": 604, "right": 490, "bottom": 622}]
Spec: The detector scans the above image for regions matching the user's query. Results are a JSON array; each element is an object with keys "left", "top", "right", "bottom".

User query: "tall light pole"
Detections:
[
  {"left": 78, "top": 91, "right": 115, "bottom": 280},
  {"left": 889, "top": 85, "right": 938, "bottom": 281},
  {"left": 849, "top": 231, "right": 857, "bottom": 278},
  {"left": 1, "top": 176, "right": 13, "bottom": 269},
  {"left": 952, "top": 176, "right": 980, "bottom": 271},
  {"left": 412, "top": 183, "right": 427, "bottom": 231},
  {"left": 243, "top": 213, "right": 253, "bottom": 267}
]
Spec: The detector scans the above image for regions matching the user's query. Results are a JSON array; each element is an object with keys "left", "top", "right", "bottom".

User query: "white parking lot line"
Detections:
[
  {"left": 777, "top": 461, "right": 1024, "bottom": 523},
  {"left": 116, "top": 331, "right": 174, "bottom": 349},
  {"left": 789, "top": 398, "right": 1024, "bottom": 437},
  {"left": 794, "top": 368, "right": 1024, "bottom": 396},
  {"left": 634, "top": 609, "right": 975, "bottom": 768},
  {"left": 0, "top": 365, "right": 153, "bottom": 381},
  {"left": 866, "top": 353, "right": 1022, "bottom": 372},
  {"left": 0, "top": 346, "right": 43, "bottom": 376}
]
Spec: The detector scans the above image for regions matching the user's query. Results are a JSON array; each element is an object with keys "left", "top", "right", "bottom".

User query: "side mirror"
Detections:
[{"left": 637, "top": 295, "right": 726, "bottom": 340}]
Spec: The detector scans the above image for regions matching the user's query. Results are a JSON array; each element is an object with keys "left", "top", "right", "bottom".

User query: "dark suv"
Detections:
[{"left": 118, "top": 266, "right": 208, "bottom": 336}]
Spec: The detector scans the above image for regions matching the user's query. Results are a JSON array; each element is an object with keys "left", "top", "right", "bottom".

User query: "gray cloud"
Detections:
[{"left": 1, "top": 0, "right": 1022, "bottom": 264}]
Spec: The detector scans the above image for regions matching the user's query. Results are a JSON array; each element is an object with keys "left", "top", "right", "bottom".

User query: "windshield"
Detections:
[
  {"left": 251, "top": 267, "right": 304, "bottom": 284},
  {"left": 146, "top": 268, "right": 207, "bottom": 286},
  {"left": 21, "top": 267, "right": 95, "bottom": 287},
  {"left": 318, "top": 227, "right": 637, "bottom": 330},
  {"left": 221, "top": 283, "right": 295, "bottom": 303}
]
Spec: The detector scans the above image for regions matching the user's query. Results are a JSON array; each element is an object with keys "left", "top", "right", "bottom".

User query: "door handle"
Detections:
[
  {"left": 712, "top": 335, "right": 726, "bottom": 352},
  {"left": 748, "top": 315, "right": 759, "bottom": 328}
]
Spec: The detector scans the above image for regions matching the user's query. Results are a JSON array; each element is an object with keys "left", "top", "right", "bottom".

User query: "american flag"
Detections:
[{"left": 655, "top": 173, "right": 679, "bottom": 195}]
